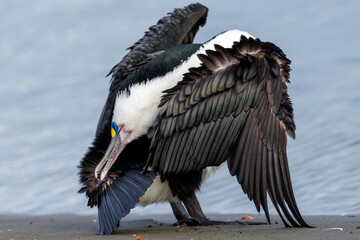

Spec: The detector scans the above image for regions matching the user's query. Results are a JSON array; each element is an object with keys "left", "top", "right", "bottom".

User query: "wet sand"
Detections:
[{"left": 0, "top": 213, "right": 359, "bottom": 240}]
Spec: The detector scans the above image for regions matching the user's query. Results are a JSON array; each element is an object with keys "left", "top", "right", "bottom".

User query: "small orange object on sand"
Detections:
[
  {"left": 135, "top": 236, "right": 142, "bottom": 240},
  {"left": 241, "top": 216, "right": 254, "bottom": 220}
]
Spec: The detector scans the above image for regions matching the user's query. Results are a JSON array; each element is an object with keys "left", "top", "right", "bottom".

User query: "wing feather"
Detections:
[
  {"left": 174, "top": 130, "right": 191, "bottom": 174},
  {"left": 184, "top": 126, "right": 202, "bottom": 172},
  {"left": 216, "top": 113, "right": 245, "bottom": 165},
  {"left": 174, "top": 137, "right": 187, "bottom": 174},
  {"left": 229, "top": 112, "right": 251, "bottom": 176},
  {"left": 260, "top": 144, "right": 269, "bottom": 221},
  {"left": 192, "top": 122, "right": 214, "bottom": 171},
  {"left": 253, "top": 137, "right": 263, "bottom": 212},
  {"left": 207, "top": 116, "right": 231, "bottom": 159}
]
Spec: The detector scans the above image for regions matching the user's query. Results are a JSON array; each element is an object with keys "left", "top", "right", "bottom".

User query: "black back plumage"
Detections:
[
  {"left": 120, "top": 44, "right": 202, "bottom": 94},
  {"left": 146, "top": 36, "right": 309, "bottom": 227}
]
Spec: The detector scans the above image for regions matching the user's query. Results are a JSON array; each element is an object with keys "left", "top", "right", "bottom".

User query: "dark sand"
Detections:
[{"left": 0, "top": 213, "right": 359, "bottom": 240}]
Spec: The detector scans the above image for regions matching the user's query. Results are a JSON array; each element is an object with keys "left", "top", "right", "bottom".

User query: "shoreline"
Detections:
[{"left": 0, "top": 213, "right": 359, "bottom": 239}]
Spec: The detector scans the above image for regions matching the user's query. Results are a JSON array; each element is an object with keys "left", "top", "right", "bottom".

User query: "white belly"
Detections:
[
  {"left": 138, "top": 175, "right": 177, "bottom": 205},
  {"left": 138, "top": 165, "right": 223, "bottom": 206}
]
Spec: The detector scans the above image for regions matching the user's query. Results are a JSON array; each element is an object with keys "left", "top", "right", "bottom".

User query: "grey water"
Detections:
[{"left": 0, "top": 0, "right": 359, "bottom": 217}]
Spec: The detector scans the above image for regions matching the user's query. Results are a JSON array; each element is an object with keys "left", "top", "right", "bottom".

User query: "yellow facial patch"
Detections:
[{"left": 111, "top": 128, "right": 116, "bottom": 138}]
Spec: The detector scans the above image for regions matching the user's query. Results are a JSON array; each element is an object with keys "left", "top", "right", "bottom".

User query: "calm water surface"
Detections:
[{"left": 0, "top": 0, "right": 359, "bottom": 216}]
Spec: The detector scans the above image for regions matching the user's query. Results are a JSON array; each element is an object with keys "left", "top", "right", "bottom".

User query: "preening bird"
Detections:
[{"left": 79, "top": 3, "right": 310, "bottom": 235}]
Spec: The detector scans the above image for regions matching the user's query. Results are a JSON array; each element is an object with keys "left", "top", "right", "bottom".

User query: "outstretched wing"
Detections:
[
  {"left": 96, "top": 3, "right": 208, "bottom": 136},
  {"left": 147, "top": 36, "right": 310, "bottom": 227}
]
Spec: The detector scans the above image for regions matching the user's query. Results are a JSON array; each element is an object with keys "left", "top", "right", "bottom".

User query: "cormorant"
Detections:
[{"left": 78, "top": 3, "right": 310, "bottom": 235}]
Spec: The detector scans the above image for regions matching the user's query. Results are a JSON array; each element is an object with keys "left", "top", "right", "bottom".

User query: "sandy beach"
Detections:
[{"left": 0, "top": 213, "right": 359, "bottom": 240}]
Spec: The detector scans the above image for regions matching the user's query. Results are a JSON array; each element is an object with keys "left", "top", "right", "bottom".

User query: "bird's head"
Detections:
[
  {"left": 94, "top": 86, "right": 161, "bottom": 181},
  {"left": 93, "top": 121, "right": 131, "bottom": 181}
]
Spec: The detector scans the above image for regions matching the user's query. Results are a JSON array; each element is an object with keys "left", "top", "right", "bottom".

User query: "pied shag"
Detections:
[{"left": 79, "top": 3, "right": 311, "bottom": 235}]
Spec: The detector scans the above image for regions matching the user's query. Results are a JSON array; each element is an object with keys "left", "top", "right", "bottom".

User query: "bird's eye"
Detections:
[{"left": 111, "top": 122, "right": 118, "bottom": 138}]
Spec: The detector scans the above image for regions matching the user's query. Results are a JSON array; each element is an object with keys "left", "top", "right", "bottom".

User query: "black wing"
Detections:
[
  {"left": 96, "top": 3, "right": 208, "bottom": 136},
  {"left": 147, "top": 36, "right": 310, "bottom": 227}
]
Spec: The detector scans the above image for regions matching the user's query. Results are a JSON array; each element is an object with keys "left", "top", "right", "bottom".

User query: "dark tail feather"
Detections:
[{"left": 98, "top": 170, "right": 157, "bottom": 235}]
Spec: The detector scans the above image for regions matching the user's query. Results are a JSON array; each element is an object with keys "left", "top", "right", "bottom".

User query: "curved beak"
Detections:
[{"left": 94, "top": 125, "right": 131, "bottom": 181}]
